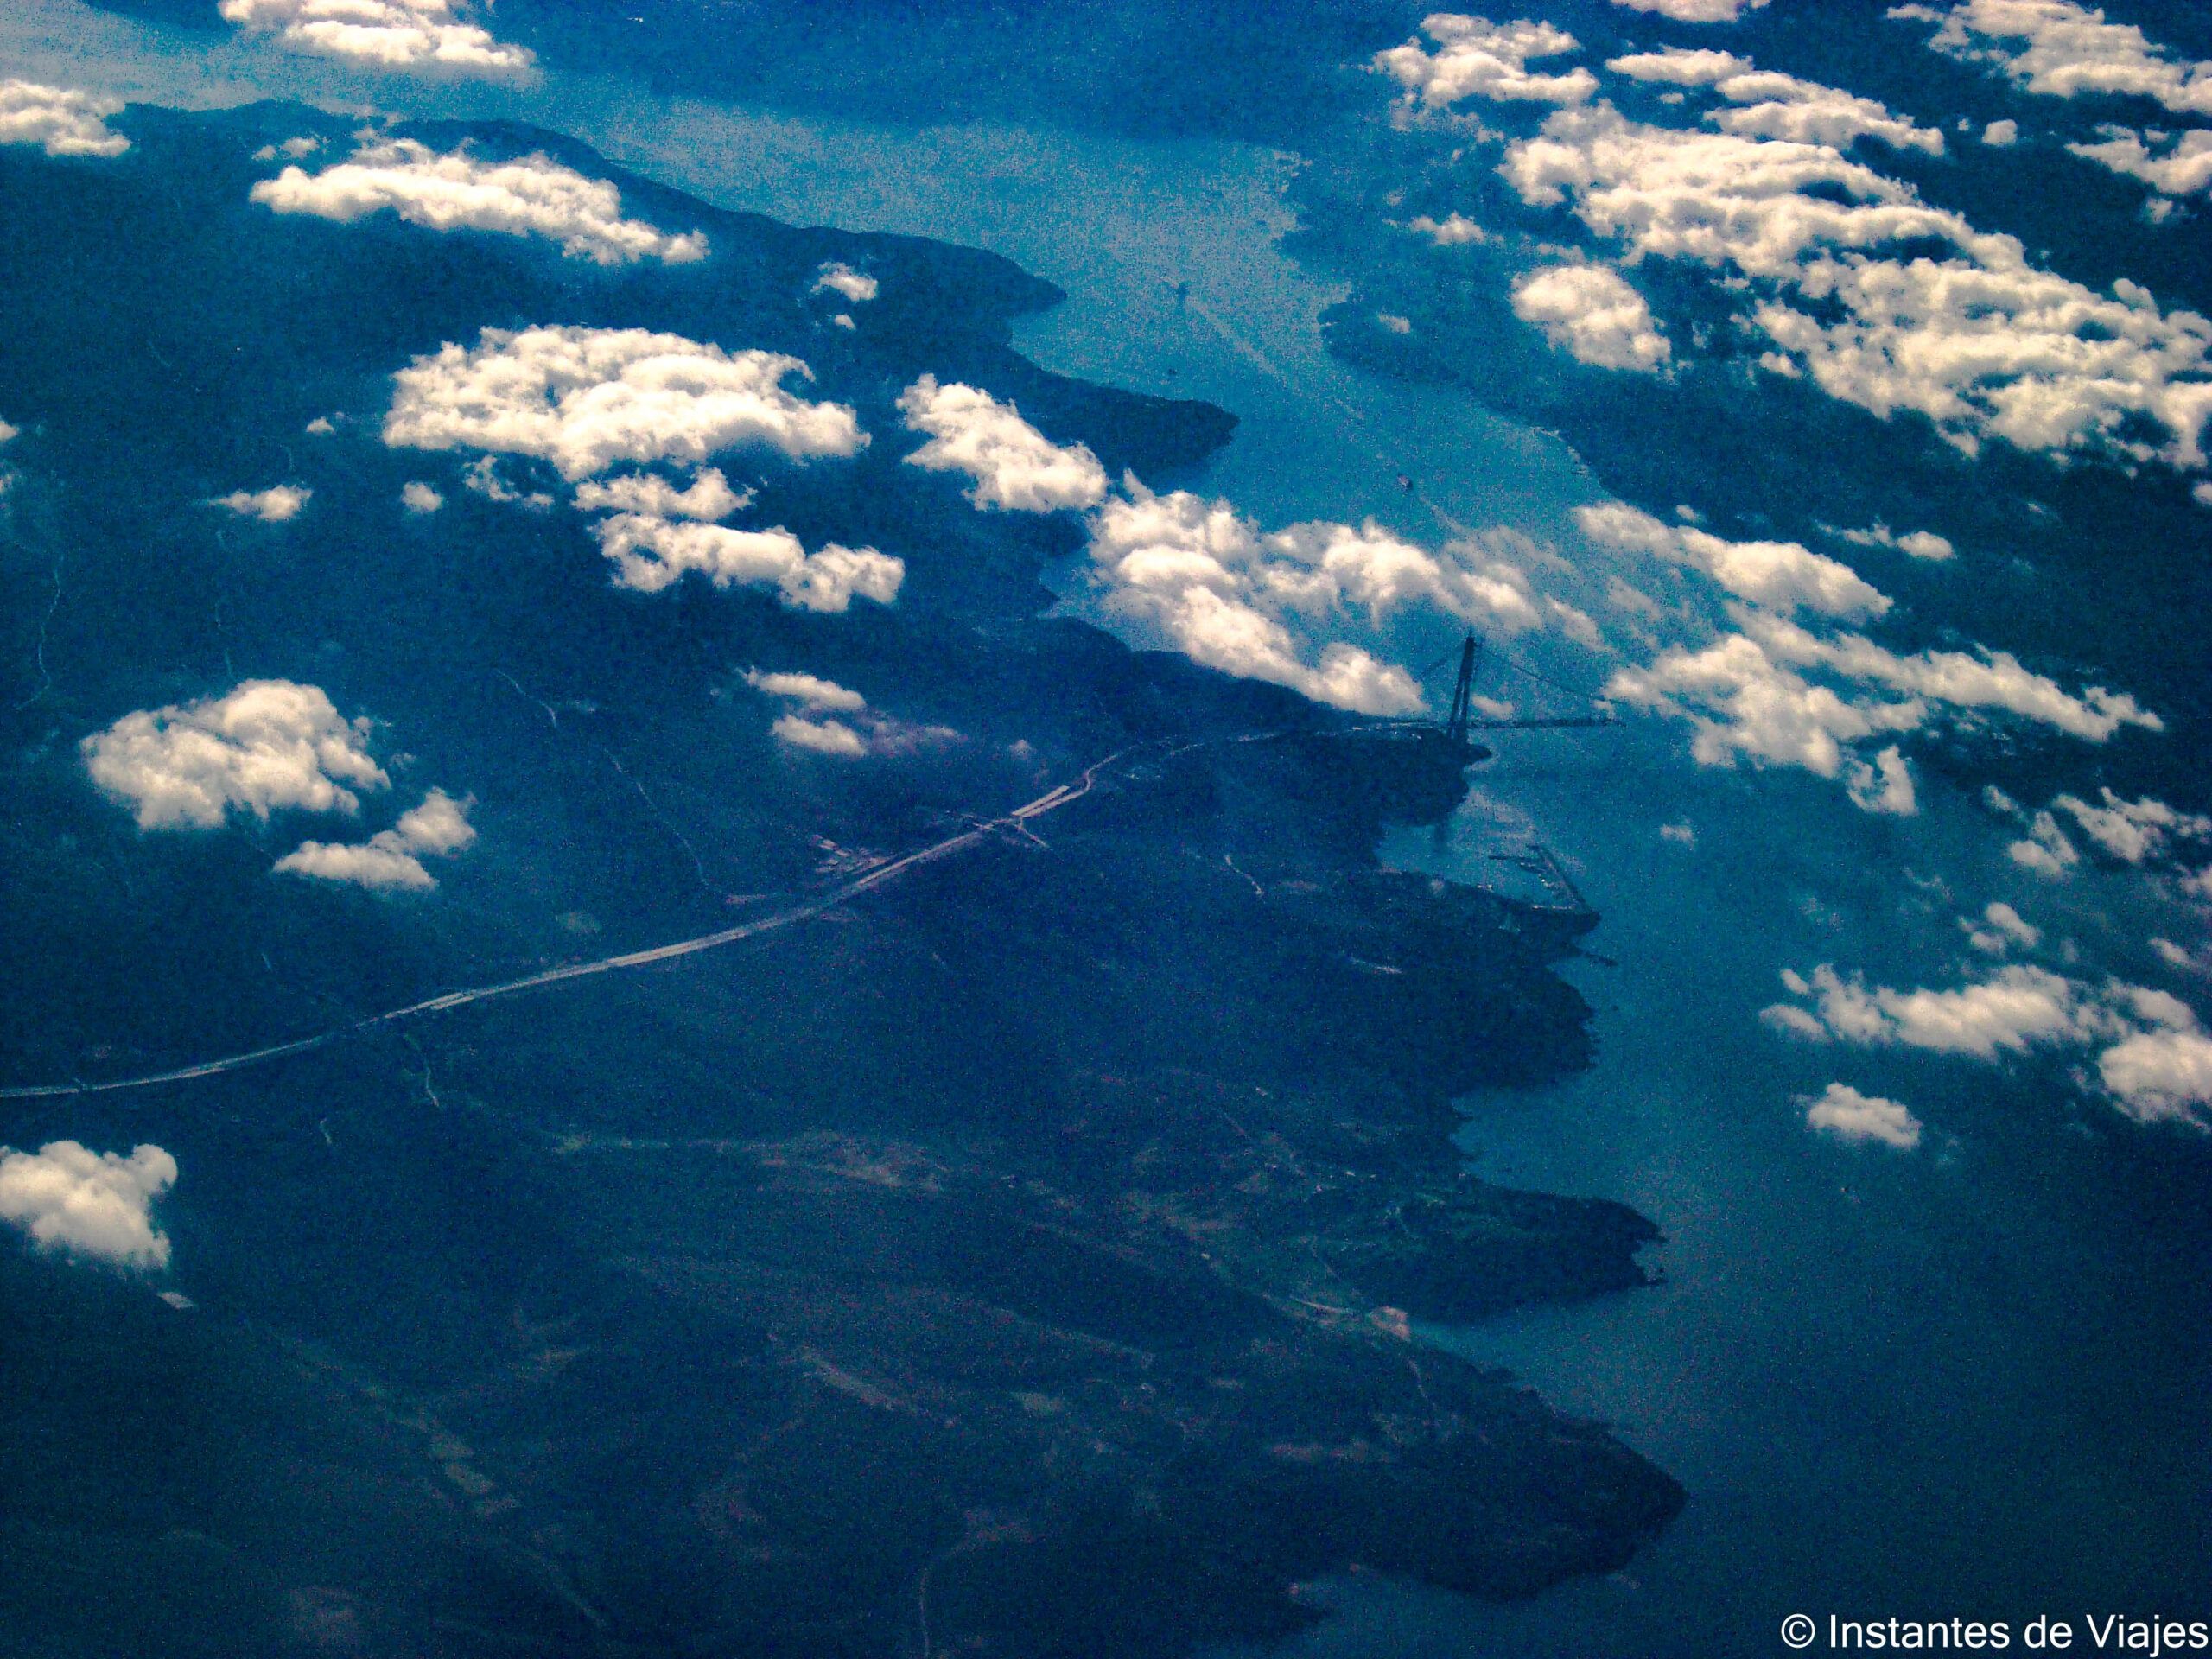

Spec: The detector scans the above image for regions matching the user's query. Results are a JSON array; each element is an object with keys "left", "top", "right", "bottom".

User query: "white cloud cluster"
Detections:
[
  {"left": 1988, "top": 786, "right": 2210, "bottom": 874},
  {"left": 1579, "top": 502, "right": 1889, "bottom": 619},
  {"left": 251, "top": 138, "right": 707, "bottom": 264},
  {"left": 2067, "top": 126, "right": 2212, "bottom": 197},
  {"left": 1376, "top": 15, "right": 1597, "bottom": 110},
  {"left": 1608, "top": 48, "right": 1946, "bottom": 154},
  {"left": 2097, "top": 1021, "right": 2212, "bottom": 1127},
  {"left": 275, "top": 786, "right": 474, "bottom": 890},
  {"left": 1770, "top": 960, "right": 2103, "bottom": 1054},
  {"left": 219, "top": 0, "right": 535, "bottom": 77},
  {"left": 385, "top": 326, "right": 866, "bottom": 480},
  {"left": 1804, "top": 1082, "right": 1923, "bottom": 1149},
  {"left": 743, "top": 668, "right": 954, "bottom": 757},
  {"left": 82, "top": 681, "right": 480, "bottom": 888},
  {"left": 1611, "top": 0, "right": 1770, "bottom": 18},
  {"left": 0, "top": 79, "right": 129, "bottom": 158},
  {"left": 1827, "top": 521, "right": 1955, "bottom": 561},
  {"left": 401, "top": 480, "right": 442, "bottom": 513},
  {"left": 1767, "top": 959, "right": 2212, "bottom": 1128},
  {"left": 2007, "top": 807, "right": 2081, "bottom": 875},
  {"left": 592, "top": 515, "right": 901, "bottom": 609},
  {"left": 83, "top": 679, "right": 388, "bottom": 830},
  {"left": 744, "top": 670, "right": 865, "bottom": 712},
  {"left": 0, "top": 1142, "right": 176, "bottom": 1268},
  {"left": 1084, "top": 481, "right": 1584, "bottom": 715},
  {"left": 207, "top": 484, "right": 311, "bottom": 522},
  {"left": 897, "top": 376, "right": 1109, "bottom": 512},
  {"left": 571, "top": 466, "right": 749, "bottom": 521},
  {"left": 1605, "top": 603, "right": 2154, "bottom": 803},
  {"left": 1963, "top": 899, "right": 2040, "bottom": 954},
  {"left": 1746, "top": 611, "right": 2152, "bottom": 740},
  {"left": 811, "top": 263, "right": 878, "bottom": 302},
  {"left": 1898, "top": 0, "right": 2212, "bottom": 118},
  {"left": 2053, "top": 788, "right": 2212, "bottom": 863},
  {"left": 254, "top": 135, "right": 323, "bottom": 162},
  {"left": 1503, "top": 104, "right": 2212, "bottom": 468},
  {"left": 1847, "top": 743, "right": 1919, "bottom": 816},
  {"left": 1510, "top": 264, "right": 1672, "bottom": 372},
  {"left": 565, "top": 461, "right": 898, "bottom": 608},
  {"left": 1407, "top": 212, "right": 1495, "bottom": 245},
  {"left": 461, "top": 455, "right": 551, "bottom": 510}
]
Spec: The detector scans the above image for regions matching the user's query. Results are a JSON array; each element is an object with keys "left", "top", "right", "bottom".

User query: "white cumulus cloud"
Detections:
[
  {"left": 1777, "top": 960, "right": 2103, "bottom": 1057},
  {"left": 275, "top": 786, "right": 474, "bottom": 891},
  {"left": 1768, "top": 957, "right": 2212, "bottom": 1128},
  {"left": 1503, "top": 103, "right": 2212, "bottom": 470},
  {"left": 1804, "top": 1082, "right": 1923, "bottom": 1148},
  {"left": 744, "top": 667, "right": 956, "bottom": 757},
  {"left": 0, "top": 79, "right": 130, "bottom": 157},
  {"left": 1611, "top": 0, "right": 1770, "bottom": 18},
  {"left": 1408, "top": 212, "right": 1495, "bottom": 245},
  {"left": 2098, "top": 1023, "right": 2212, "bottom": 1127},
  {"left": 771, "top": 715, "right": 868, "bottom": 755},
  {"left": 385, "top": 326, "right": 867, "bottom": 481},
  {"left": 1376, "top": 15, "right": 1598, "bottom": 110},
  {"left": 1609, "top": 628, "right": 1921, "bottom": 779},
  {"left": 1604, "top": 602, "right": 2155, "bottom": 804},
  {"left": 742, "top": 670, "right": 865, "bottom": 713},
  {"left": 461, "top": 455, "right": 551, "bottom": 510},
  {"left": 2066, "top": 126, "right": 2212, "bottom": 197},
  {"left": 590, "top": 515, "right": 901, "bottom": 609},
  {"left": 83, "top": 679, "right": 388, "bottom": 830},
  {"left": 208, "top": 484, "right": 311, "bottom": 522},
  {"left": 1084, "top": 480, "right": 1586, "bottom": 715},
  {"left": 571, "top": 466, "right": 749, "bottom": 521},
  {"left": 1845, "top": 743, "right": 1918, "bottom": 816},
  {"left": 1607, "top": 47, "right": 1945, "bottom": 153},
  {"left": 1511, "top": 264, "right": 1672, "bottom": 372},
  {"left": 560, "top": 458, "right": 887, "bottom": 610},
  {"left": 1963, "top": 899, "right": 2040, "bottom": 954},
  {"left": 1900, "top": 0, "right": 2212, "bottom": 118},
  {"left": 1827, "top": 521, "right": 1955, "bottom": 561},
  {"left": 811, "top": 263, "right": 878, "bottom": 303},
  {"left": 401, "top": 480, "right": 442, "bottom": 512},
  {"left": 219, "top": 0, "right": 535, "bottom": 77},
  {"left": 2052, "top": 788, "right": 2212, "bottom": 863},
  {"left": 2009, "top": 808, "right": 2082, "bottom": 876},
  {"left": 1578, "top": 502, "right": 1890, "bottom": 619},
  {"left": 1738, "top": 608, "right": 2154, "bottom": 741},
  {"left": 252, "top": 138, "right": 707, "bottom": 264},
  {"left": 897, "top": 376, "right": 1109, "bottom": 512},
  {"left": 0, "top": 1142, "right": 176, "bottom": 1268}
]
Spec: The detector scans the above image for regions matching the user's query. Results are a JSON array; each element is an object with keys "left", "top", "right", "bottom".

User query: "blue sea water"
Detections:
[{"left": 5, "top": 0, "right": 2210, "bottom": 1650}]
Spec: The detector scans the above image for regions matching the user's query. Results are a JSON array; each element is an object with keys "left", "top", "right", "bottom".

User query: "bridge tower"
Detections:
[{"left": 1444, "top": 632, "right": 1483, "bottom": 748}]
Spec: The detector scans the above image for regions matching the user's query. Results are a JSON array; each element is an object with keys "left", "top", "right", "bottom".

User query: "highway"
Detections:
[{"left": 0, "top": 743, "right": 1157, "bottom": 1102}]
